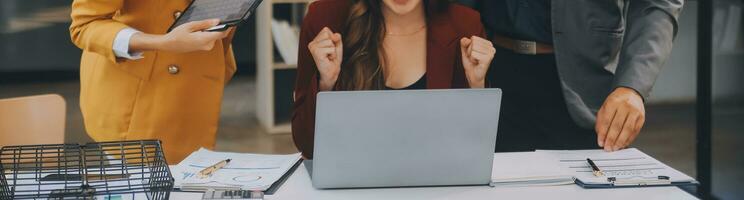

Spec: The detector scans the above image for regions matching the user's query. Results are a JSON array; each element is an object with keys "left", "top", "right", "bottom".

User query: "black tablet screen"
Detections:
[{"left": 171, "top": 0, "right": 258, "bottom": 30}]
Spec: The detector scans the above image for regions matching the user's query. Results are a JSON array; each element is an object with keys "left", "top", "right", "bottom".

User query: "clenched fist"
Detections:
[
  {"left": 460, "top": 36, "right": 496, "bottom": 88},
  {"left": 308, "top": 27, "right": 343, "bottom": 91}
]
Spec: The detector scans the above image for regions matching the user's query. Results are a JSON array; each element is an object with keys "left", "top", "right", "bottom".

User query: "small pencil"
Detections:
[{"left": 198, "top": 159, "right": 231, "bottom": 178}]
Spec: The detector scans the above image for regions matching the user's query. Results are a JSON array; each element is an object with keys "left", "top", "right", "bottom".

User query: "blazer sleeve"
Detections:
[
  {"left": 613, "top": 0, "right": 683, "bottom": 100},
  {"left": 69, "top": 0, "right": 130, "bottom": 63},
  {"left": 292, "top": 4, "right": 321, "bottom": 159},
  {"left": 453, "top": 11, "right": 488, "bottom": 88},
  {"left": 222, "top": 29, "right": 238, "bottom": 81}
]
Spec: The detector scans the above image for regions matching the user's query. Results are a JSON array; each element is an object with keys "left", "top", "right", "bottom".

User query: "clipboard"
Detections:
[
  {"left": 171, "top": 148, "right": 302, "bottom": 194},
  {"left": 537, "top": 148, "right": 699, "bottom": 189},
  {"left": 575, "top": 175, "right": 699, "bottom": 189},
  {"left": 263, "top": 158, "right": 302, "bottom": 195},
  {"left": 168, "top": 0, "right": 264, "bottom": 32},
  {"left": 173, "top": 159, "right": 301, "bottom": 195}
]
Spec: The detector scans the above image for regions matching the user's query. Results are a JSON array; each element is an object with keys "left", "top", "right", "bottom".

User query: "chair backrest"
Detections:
[{"left": 0, "top": 94, "right": 66, "bottom": 147}]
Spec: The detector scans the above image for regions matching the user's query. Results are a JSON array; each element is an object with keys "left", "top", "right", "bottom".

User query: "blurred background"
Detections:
[{"left": 0, "top": 0, "right": 742, "bottom": 199}]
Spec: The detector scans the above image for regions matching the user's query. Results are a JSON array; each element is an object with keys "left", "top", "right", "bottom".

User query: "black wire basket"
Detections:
[{"left": 0, "top": 140, "right": 174, "bottom": 200}]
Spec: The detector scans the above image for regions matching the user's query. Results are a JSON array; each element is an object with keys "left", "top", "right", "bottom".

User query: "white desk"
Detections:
[{"left": 171, "top": 163, "right": 699, "bottom": 200}]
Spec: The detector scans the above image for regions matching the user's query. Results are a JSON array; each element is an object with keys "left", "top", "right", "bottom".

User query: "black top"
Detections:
[
  {"left": 385, "top": 74, "right": 427, "bottom": 90},
  {"left": 478, "top": 0, "right": 553, "bottom": 44}
]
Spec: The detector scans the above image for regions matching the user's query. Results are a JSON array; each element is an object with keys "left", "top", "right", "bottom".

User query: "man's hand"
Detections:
[
  {"left": 129, "top": 19, "right": 229, "bottom": 53},
  {"left": 595, "top": 87, "right": 646, "bottom": 151},
  {"left": 460, "top": 36, "right": 495, "bottom": 88},
  {"left": 308, "top": 27, "right": 343, "bottom": 91}
]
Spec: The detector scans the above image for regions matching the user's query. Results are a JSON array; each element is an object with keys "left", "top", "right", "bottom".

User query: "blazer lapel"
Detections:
[{"left": 426, "top": 12, "right": 459, "bottom": 89}]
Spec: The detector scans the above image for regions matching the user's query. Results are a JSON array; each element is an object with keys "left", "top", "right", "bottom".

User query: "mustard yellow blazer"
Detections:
[{"left": 70, "top": 0, "right": 236, "bottom": 163}]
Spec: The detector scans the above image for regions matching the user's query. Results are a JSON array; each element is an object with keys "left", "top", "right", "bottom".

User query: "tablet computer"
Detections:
[{"left": 168, "top": 0, "right": 264, "bottom": 32}]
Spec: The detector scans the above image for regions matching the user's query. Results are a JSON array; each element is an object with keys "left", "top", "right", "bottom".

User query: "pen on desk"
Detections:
[
  {"left": 586, "top": 158, "right": 604, "bottom": 177},
  {"left": 198, "top": 158, "right": 231, "bottom": 178}
]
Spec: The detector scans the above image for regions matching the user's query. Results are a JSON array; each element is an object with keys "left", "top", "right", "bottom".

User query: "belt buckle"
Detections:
[{"left": 514, "top": 40, "right": 537, "bottom": 55}]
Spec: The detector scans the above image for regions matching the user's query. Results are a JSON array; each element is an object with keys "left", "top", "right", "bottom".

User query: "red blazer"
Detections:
[{"left": 292, "top": 0, "right": 486, "bottom": 159}]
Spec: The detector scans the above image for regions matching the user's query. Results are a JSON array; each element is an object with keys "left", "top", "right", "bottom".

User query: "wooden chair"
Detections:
[{"left": 0, "top": 94, "right": 66, "bottom": 147}]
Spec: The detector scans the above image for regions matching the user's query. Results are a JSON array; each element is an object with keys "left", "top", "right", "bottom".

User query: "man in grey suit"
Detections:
[{"left": 461, "top": 0, "right": 683, "bottom": 152}]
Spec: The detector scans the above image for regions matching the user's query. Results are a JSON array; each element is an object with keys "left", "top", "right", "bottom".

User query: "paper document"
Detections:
[
  {"left": 490, "top": 152, "right": 575, "bottom": 187},
  {"left": 171, "top": 148, "right": 301, "bottom": 191},
  {"left": 538, "top": 148, "right": 697, "bottom": 187},
  {"left": 271, "top": 19, "right": 299, "bottom": 65}
]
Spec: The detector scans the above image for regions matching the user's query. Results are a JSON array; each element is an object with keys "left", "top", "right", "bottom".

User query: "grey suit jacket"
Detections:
[{"left": 463, "top": 0, "right": 684, "bottom": 129}]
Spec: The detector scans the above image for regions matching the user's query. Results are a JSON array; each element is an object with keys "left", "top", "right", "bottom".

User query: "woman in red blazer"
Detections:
[{"left": 293, "top": 0, "right": 496, "bottom": 158}]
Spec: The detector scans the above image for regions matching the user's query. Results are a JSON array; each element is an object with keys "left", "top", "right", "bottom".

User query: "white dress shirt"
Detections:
[{"left": 113, "top": 28, "right": 144, "bottom": 60}]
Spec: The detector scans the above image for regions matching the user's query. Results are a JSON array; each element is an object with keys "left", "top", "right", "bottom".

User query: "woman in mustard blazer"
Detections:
[{"left": 70, "top": 0, "right": 236, "bottom": 163}]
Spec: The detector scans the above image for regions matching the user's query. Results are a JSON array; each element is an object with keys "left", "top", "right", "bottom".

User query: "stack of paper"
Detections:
[
  {"left": 490, "top": 152, "right": 575, "bottom": 187},
  {"left": 170, "top": 148, "right": 301, "bottom": 191}
]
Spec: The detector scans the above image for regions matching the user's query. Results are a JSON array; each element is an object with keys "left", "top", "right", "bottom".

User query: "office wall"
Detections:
[
  {"left": 0, "top": 0, "right": 79, "bottom": 72},
  {"left": 649, "top": 1, "right": 744, "bottom": 104},
  {"left": 2, "top": 1, "right": 742, "bottom": 103}
]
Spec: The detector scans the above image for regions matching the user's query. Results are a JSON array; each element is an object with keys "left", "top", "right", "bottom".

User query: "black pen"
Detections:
[{"left": 586, "top": 158, "right": 604, "bottom": 177}]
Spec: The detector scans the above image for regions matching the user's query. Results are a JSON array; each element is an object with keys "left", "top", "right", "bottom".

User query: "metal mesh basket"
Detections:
[{"left": 0, "top": 140, "right": 174, "bottom": 200}]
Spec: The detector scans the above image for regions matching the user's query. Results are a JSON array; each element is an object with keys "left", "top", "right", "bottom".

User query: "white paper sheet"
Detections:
[
  {"left": 170, "top": 148, "right": 301, "bottom": 191},
  {"left": 538, "top": 148, "right": 696, "bottom": 185}
]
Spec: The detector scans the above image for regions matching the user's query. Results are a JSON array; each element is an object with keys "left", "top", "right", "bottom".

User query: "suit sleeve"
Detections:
[
  {"left": 613, "top": 0, "right": 683, "bottom": 100},
  {"left": 292, "top": 4, "right": 320, "bottom": 159},
  {"left": 69, "top": 0, "right": 131, "bottom": 63}
]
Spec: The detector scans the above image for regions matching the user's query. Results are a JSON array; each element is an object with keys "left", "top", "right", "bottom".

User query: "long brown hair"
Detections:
[{"left": 335, "top": 0, "right": 449, "bottom": 90}]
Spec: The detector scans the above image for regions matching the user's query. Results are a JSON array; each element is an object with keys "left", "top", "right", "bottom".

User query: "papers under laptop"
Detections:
[
  {"left": 491, "top": 148, "right": 697, "bottom": 188},
  {"left": 490, "top": 152, "right": 575, "bottom": 187},
  {"left": 170, "top": 148, "right": 301, "bottom": 191}
]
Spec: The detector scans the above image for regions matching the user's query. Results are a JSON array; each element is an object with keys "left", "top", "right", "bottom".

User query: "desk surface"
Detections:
[{"left": 171, "top": 163, "right": 699, "bottom": 200}]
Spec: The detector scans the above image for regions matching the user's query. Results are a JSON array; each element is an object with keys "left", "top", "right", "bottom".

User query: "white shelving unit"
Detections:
[{"left": 255, "top": 0, "right": 314, "bottom": 134}]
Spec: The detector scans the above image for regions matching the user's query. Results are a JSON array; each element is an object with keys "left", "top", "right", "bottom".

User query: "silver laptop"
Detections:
[{"left": 307, "top": 89, "right": 502, "bottom": 189}]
